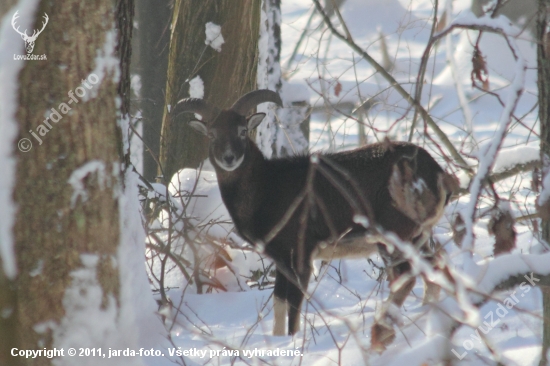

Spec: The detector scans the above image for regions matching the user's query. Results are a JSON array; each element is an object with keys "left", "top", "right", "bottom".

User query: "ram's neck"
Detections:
[{"left": 213, "top": 140, "right": 266, "bottom": 242}]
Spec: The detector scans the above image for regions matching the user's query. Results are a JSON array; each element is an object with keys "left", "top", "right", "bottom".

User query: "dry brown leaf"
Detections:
[
  {"left": 488, "top": 204, "right": 516, "bottom": 256},
  {"left": 212, "top": 247, "right": 232, "bottom": 269},
  {"left": 452, "top": 214, "right": 466, "bottom": 248},
  {"left": 334, "top": 81, "right": 342, "bottom": 97},
  {"left": 370, "top": 322, "right": 395, "bottom": 353},
  {"left": 435, "top": 10, "right": 447, "bottom": 33},
  {"left": 472, "top": 47, "right": 489, "bottom": 91}
]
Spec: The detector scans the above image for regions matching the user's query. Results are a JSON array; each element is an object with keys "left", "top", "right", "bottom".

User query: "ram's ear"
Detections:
[
  {"left": 247, "top": 113, "right": 266, "bottom": 130},
  {"left": 189, "top": 120, "right": 208, "bottom": 136}
]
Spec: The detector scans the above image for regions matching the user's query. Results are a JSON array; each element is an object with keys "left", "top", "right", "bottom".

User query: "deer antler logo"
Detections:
[{"left": 11, "top": 11, "right": 49, "bottom": 54}]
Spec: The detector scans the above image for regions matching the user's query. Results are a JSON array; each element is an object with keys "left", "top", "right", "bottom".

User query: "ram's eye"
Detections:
[
  {"left": 240, "top": 129, "right": 247, "bottom": 137},
  {"left": 208, "top": 132, "right": 215, "bottom": 139}
]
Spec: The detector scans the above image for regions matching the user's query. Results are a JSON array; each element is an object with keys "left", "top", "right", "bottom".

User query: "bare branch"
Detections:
[{"left": 312, "top": 0, "right": 471, "bottom": 171}]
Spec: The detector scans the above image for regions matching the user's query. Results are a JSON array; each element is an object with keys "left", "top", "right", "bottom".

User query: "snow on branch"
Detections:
[
  {"left": 432, "top": 12, "right": 526, "bottom": 43},
  {"left": 454, "top": 146, "right": 540, "bottom": 197},
  {"left": 474, "top": 252, "right": 550, "bottom": 299}
]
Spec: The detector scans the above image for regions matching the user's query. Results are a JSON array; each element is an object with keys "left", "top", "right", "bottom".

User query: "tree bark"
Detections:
[
  {"left": 538, "top": 0, "right": 550, "bottom": 364},
  {"left": 0, "top": 0, "right": 132, "bottom": 364},
  {"left": 136, "top": 0, "right": 171, "bottom": 181},
  {"left": 158, "top": 0, "right": 261, "bottom": 183}
]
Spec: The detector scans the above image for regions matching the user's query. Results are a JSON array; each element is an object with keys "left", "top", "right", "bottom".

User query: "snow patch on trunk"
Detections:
[
  {"left": 85, "top": 27, "right": 120, "bottom": 101},
  {"left": 52, "top": 254, "right": 143, "bottom": 366},
  {"left": 68, "top": 160, "right": 107, "bottom": 207},
  {"left": 492, "top": 145, "right": 539, "bottom": 173},
  {"left": 205, "top": 22, "right": 224, "bottom": 52},
  {"left": 189, "top": 75, "right": 204, "bottom": 99}
]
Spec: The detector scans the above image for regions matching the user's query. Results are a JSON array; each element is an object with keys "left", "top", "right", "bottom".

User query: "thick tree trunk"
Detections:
[
  {"left": 136, "top": 0, "right": 171, "bottom": 181},
  {"left": 0, "top": 4, "right": 26, "bottom": 363},
  {"left": 158, "top": 0, "right": 261, "bottom": 182},
  {"left": 538, "top": 0, "right": 550, "bottom": 364},
  {"left": 0, "top": 0, "right": 133, "bottom": 364}
]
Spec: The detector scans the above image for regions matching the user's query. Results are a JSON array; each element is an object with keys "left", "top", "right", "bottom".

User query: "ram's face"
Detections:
[
  {"left": 189, "top": 110, "right": 266, "bottom": 172},
  {"left": 208, "top": 110, "right": 249, "bottom": 171}
]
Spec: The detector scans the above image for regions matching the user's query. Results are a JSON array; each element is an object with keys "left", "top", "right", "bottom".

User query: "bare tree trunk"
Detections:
[
  {"left": 538, "top": 0, "right": 550, "bottom": 364},
  {"left": 257, "top": 0, "right": 309, "bottom": 158},
  {"left": 136, "top": 0, "right": 171, "bottom": 181},
  {"left": 0, "top": 0, "right": 133, "bottom": 364},
  {"left": 158, "top": 0, "right": 261, "bottom": 182}
]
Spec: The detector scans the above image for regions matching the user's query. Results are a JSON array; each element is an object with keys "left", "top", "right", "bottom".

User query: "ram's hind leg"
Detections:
[{"left": 273, "top": 262, "right": 312, "bottom": 336}]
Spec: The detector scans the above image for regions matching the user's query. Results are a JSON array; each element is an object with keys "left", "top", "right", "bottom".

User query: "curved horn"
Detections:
[
  {"left": 173, "top": 98, "right": 217, "bottom": 122},
  {"left": 230, "top": 89, "right": 283, "bottom": 116}
]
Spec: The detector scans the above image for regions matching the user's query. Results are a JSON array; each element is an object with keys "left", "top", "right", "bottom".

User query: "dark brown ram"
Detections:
[{"left": 176, "top": 89, "right": 452, "bottom": 349}]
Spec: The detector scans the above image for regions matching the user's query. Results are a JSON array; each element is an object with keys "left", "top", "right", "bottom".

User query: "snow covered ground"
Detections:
[{"left": 144, "top": 0, "right": 546, "bottom": 365}]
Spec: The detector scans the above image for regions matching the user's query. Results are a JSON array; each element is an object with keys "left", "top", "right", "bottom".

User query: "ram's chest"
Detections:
[{"left": 219, "top": 182, "right": 261, "bottom": 238}]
